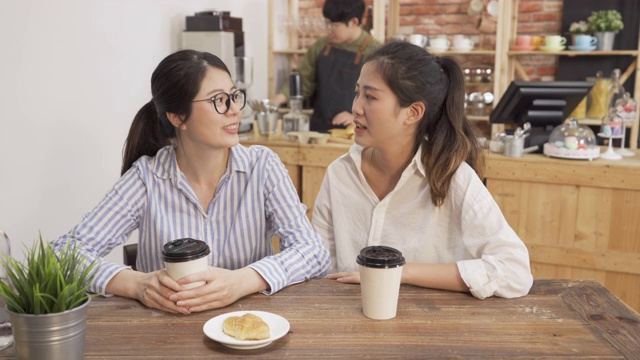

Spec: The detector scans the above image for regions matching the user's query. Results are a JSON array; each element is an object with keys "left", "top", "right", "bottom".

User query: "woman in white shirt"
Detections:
[
  {"left": 312, "top": 41, "right": 532, "bottom": 299},
  {"left": 53, "top": 50, "right": 330, "bottom": 314}
]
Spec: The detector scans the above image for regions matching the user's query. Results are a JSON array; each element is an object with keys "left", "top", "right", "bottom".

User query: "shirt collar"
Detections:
[
  {"left": 349, "top": 143, "right": 427, "bottom": 178},
  {"left": 150, "top": 144, "right": 250, "bottom": 182}
]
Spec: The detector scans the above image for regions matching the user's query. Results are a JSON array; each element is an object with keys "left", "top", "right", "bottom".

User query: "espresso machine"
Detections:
[{"left": 182, "top": 11, "right": 253, "bottom": 131}]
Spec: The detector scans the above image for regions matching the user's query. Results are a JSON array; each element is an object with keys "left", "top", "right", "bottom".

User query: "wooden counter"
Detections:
[
  {"left": 485, "top": 151, "right": 640, "bottom": 313},
  {"left": 241, "top": 135, "right": 640, "bottom": 312},
  {"left": 240, "top": 135, "right": 350, "bottom": 217}
]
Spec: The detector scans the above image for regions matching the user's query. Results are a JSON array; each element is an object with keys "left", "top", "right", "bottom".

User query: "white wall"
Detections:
[{"left": 0, "top": 0, "right": 268, "bottom": 263}]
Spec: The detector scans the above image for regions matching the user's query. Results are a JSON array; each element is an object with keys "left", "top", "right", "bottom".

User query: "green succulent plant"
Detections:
[
  {"left": 587, "top": 10, "right": 624, "bottom": 33},
  {"left": 0, "top": 234, "right": 97, "bottom": 315}
]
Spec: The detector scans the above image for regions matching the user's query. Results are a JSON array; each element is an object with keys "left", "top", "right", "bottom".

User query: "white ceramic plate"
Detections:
[{"left": 203, "top": 311, "right": 290, "bottom": 350}]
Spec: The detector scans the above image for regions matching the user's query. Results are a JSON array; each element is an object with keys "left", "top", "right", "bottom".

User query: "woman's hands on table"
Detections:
[
  {"left": 168, "top": 267, "right": 268, "bottom": 313},
  {"left": 107, "top": 267, "right": 268, "bottom": 314}
]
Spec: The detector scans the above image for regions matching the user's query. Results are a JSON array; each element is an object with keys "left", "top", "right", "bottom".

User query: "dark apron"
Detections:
[{"left": 311, "top": 36, "right": 372, "bottom": 132}]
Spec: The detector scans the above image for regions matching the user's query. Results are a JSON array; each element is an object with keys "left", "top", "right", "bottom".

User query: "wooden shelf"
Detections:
[
  {"left": 465, "top": 81, "right": 494, "bottom": 86},
  {"left": 431, "top": 49, "right": 496, "bottom": 55},
  {"left": 467, "top": 115, "right": 490, "bottom": 122},
  {"left": 578, "top": 118, "right": 607, "bottom": 126},
  {"left": 508, "top": 50, "right": 638, "bottom": 56},
  {"left": 498, "top": 0, "right": 639, "bottom": 149}
]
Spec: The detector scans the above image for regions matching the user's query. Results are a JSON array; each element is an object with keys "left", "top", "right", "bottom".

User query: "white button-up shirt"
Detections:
[{"left": 313, "top": 144, "right": 532, "bottom": 299}]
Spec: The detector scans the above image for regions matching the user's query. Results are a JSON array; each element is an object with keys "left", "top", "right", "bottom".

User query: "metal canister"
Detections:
[{"left": 503, "top": 135, "right": 524, "bottom": 158}]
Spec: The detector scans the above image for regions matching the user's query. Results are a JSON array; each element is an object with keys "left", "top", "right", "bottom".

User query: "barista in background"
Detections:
[{"left": 271, "top": 0, "right": 381, "bottom": 132}]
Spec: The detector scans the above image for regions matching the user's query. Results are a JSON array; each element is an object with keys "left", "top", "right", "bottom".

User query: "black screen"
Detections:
[{"left": 490, "top": 81, "right": 594, "bottom": 128}]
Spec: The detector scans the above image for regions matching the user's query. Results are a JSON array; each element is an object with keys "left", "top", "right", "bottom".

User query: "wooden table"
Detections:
[{"left": 1, "top": 279, "right": 638, "bottom": 358}]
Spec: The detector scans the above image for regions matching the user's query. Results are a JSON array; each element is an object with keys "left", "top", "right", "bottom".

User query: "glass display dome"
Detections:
[
  {"left": 600, "top": 108, "right": 623, "bottom": 137},
  {"left": 543, "top": 118, "right": 600, "bottom": 160},
  {"left": 598, "top": 108, "right": 624, "bottom": 160}
]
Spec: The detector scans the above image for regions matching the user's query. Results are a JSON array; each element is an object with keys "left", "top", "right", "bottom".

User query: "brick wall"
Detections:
[{"left": 297, "top": 0, "right": 565, "bottom": 81}]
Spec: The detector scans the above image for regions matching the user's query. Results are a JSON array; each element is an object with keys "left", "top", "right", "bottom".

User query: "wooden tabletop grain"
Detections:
[{"left": 1, "top": 279, "right": 638, "bottom": 359}]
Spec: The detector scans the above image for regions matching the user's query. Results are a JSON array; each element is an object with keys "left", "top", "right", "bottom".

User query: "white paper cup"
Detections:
[
  {"left": 162, "top": 238, "right": 210, "bottom": 289},
  {"left": 357, "top": 246, "right": 406, "bottom": 320}
]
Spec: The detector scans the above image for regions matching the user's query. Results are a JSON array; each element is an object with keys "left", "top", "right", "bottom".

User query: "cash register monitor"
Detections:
[{"left": 490, "top": 81, "right": 594, "bottom": 151}]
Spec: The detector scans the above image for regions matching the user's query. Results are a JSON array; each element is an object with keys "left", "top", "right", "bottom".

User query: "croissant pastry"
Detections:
[{"left": 223, "top": 313, "right": 270, "bottom": 340}]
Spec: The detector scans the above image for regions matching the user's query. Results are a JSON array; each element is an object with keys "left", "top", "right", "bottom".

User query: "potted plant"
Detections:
[
  {"left": 587, "top": 10, "right": 624, "bottom": 50},
  {"left": 0, "top": 234, "right": 97, "bottom": 360},
  {"left": 566, "top": 20, "right": 591, "bottom": 46}
]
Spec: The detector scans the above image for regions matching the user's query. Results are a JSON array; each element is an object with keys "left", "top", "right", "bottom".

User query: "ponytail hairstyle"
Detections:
[
  {"left": 363, "top": 41, "right": 484, "bottom": 206},
  {"left": 121, "top": 50, "right": 231, "bottom": 175}
]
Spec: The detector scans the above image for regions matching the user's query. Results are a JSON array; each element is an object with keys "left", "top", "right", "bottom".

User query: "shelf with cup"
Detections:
[{"left": 496, "top": 0, "right": 640, "bottom": 149}]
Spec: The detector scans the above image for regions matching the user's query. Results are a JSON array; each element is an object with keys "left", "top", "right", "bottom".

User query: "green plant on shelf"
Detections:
[{"left": 587, "top": 10, "right": 624, "bottom": 33}]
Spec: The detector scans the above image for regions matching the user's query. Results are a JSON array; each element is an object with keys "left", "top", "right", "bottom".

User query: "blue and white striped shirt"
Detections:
[{"left": 54, "top": 144, "right": 330, "bottom": 295}]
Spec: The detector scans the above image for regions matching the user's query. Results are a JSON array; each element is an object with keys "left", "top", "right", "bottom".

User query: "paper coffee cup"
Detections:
[
  {"left": 357, "top": 246, "right": 406, "bottom": 320},
  {"left": 162, "top": 238, "right": 210, "bottom": 289}
]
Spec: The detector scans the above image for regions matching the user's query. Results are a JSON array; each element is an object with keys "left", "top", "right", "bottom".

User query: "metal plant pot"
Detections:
[
  {"left": 594, "top": 31, "right": 615, "bottom": 51},
  {"left": 7, "top": 298, "right": 90, "bottom": 360}
]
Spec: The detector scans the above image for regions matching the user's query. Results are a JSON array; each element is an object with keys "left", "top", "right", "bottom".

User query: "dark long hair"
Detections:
[
  {"left": 363, "top": 41, "right": 484, "bottom": 206},
  {"left": 121, "top": 50, "right": 230, "bottom": 175}
]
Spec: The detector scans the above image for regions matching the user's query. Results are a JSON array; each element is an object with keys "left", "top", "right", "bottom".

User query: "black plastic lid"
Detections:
[
  {"left": 356, "top": 246, "right": 405, "bottom": 269},
  {"left": 162, "top": 238, "right": 210, "bottom": 263}
]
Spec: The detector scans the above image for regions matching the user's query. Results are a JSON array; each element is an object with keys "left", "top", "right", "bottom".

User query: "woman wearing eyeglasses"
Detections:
[
  {"left": 271, "top": 0, "right": 381, "bottom": 132},
  {"left": 52, "top": 50, "right": 330, "bottom": 314}
]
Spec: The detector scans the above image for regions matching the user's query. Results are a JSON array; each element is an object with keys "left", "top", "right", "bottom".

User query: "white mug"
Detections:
[
  {"left": 545, "top": 35, "right": 566, "bottom": 49},
  {"left": 454, "top": 37, "right": 474, "bottom": 50},
  {"left": 408, "top": 34, "right": 427, "bottom": 48},
  {"left": 430, "top": 37, "right": 450, "bottom": 51}
]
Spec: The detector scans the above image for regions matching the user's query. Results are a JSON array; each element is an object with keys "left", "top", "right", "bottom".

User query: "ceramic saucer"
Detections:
[
  {"left": 510, "top": 44, "right": 536, "bottom": 51},
  {"left": 538, "top": 45, "right": 565, "bottom": 52},
  {"left": 451, "top": 47, "right": 473, "bottom": 52},
  {"left": 568, "top": 45, "right": 596, "bottom": 51}
]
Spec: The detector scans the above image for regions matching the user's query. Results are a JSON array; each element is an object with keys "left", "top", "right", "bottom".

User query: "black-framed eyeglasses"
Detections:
[
  {"left": 192, "top": 89, "right": 246, "bottom": 114},
  {"left": 325, "top": 20, "right": 346, "bottom": 31}
]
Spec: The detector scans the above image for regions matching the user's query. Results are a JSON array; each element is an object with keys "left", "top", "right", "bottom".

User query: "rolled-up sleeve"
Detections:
[
  {"left": 457, "top": 175, "right": 533, "bottom": 299},
  {"left": 251, "top": 151, "right": 331, "bottom": 294}
]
